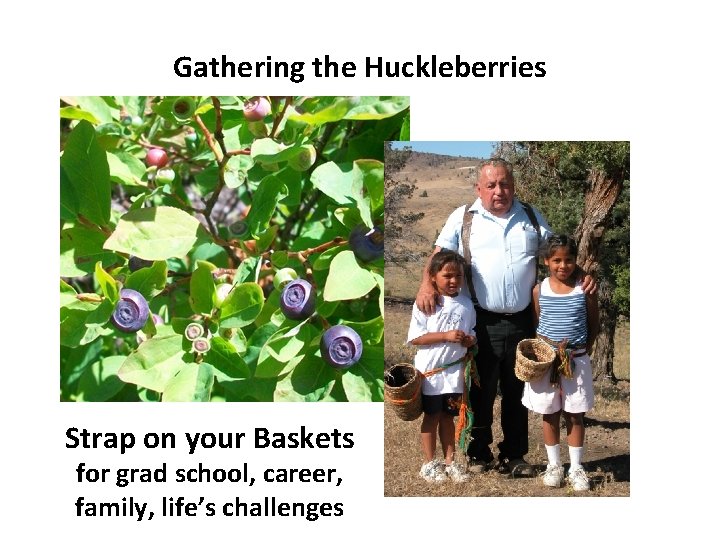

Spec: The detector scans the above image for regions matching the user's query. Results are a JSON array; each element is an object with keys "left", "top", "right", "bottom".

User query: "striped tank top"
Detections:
[{"left": 536, "top": 278, "right": 587, "bottom": 348}]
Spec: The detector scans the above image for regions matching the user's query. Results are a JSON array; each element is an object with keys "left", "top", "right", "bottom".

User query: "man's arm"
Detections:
[{"left": 415, "top": 245, "right": 443, "bottom": 315}]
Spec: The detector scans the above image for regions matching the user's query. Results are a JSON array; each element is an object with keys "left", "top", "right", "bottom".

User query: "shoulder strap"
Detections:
[
  {"left": 461, "top": 204, "right": 479, "bottom": 306},
  {"left": 520, "top": 201, "right": 542, "bottom": 285},
  {"left": 519, "top": 201, "right": 541, "bottom": 241}
]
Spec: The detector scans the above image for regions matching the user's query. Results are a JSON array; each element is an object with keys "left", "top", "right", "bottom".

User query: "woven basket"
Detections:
[
  {"left": 515, "top": 338, "right": 556, "bottom": 382},
  {"left": 384, "top": 363, "right": 423, "bottom": 421}
]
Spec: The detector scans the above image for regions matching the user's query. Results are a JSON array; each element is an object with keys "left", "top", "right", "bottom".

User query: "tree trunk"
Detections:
[
  {"left": 592, "top": 279, "right": 619, "bottom": 381},
  {"left": 574, "top": 168, "right": 623, "bottom": 380},
  {"left": 575, "top": 168, "right": 623, "bottom": 274}
]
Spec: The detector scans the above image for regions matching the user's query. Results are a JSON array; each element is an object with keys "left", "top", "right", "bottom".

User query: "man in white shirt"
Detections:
[{"left": 416, "top": 158, "right": 593, "bottom": 475}]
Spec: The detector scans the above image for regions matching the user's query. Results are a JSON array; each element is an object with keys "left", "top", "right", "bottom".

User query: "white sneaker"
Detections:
[
  {"left": 567, "top": 466, "right": 591, "bottom": 491},
  {"left": 541, "top": 463, "right": 564, "bottom": 487},
  {"left": 445, "top": 461, "right": 470, "bottom": 483},
  {"left": 419, "top": 459, "right": 447, "bottom": 482}
]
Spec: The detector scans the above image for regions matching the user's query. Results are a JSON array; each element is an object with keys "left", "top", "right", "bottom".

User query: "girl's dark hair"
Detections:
[
  {"left": 428, "top": 250, "right": 466, "bottom": 277},
  {"left": 541, "top": 234, "right": 579, "bottom": 259}
]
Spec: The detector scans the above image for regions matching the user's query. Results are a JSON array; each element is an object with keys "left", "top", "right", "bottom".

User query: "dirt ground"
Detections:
[{"left": 383, "top": 153, "right": 630, "bottom": 497}]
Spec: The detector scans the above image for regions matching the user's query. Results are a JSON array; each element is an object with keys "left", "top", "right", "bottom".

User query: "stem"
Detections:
[
  {"left": 77, "top": 214, "right": 112, "bottom": 237},
  {"left": 269, "top": 96, "right": 293, "bottom": 139},
  {"left": 211, "top": 97, "right": 228, "bottom": 156},
  {"left": 226, "top": 148, "right": 251, "bottom": 156},
  {"left": 279, "top": 121, "right": 338, "bottom": 243},
  {"left": 76, "top": 293, "right": 103, "bottom": 303},
  {"left": 194, "top": 113, "right": 223, "bottom": 164}
]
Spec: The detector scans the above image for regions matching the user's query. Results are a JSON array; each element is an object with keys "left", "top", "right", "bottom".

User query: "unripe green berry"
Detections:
[
  {"left": 155, "top": 167, "right": 175, "bottom": 185},
  {"left": 247, "top": 121, "right": 268, "bottom": 138},
  {"left": 274, "top": 268, "right": 298, "bottom": 291},
  {"left": 228, "top": 220, "right": 250, "bottom": 238},
  {"left": 172, "top": 96, "right": 196, "bottom": 122},
  {"left": 288, "top": 144, "right": 317, "bottom": 171}
]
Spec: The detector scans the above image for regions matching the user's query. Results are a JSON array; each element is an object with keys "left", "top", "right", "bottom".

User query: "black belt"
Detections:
[{"left": 475, "top": 304, "right": 531, "bottom": 319}]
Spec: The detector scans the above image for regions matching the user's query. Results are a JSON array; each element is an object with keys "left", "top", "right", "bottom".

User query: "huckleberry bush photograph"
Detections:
[{"left": 60, "top": 96, "right": 409, "bottom": 402}]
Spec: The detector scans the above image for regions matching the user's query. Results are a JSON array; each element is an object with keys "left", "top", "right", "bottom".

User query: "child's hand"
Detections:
[
  {"left": 444, "top": 330, "right": 466, "bottom": 343},
  {"left": 461, "top": 335, "right": 476, "bottom": 347}
]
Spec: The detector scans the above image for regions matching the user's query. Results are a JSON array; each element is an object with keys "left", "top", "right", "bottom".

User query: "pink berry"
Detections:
[
  {"left": 146, "top": 148, "right": 168, "bottom": 168},
  {"left": 243, "top": 97, "right": 271, "bottom": 121}
]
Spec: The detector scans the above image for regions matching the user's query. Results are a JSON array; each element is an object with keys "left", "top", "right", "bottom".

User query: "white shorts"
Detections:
[{"left": 521, "top": 353, "right": 594, "bottom": 414}]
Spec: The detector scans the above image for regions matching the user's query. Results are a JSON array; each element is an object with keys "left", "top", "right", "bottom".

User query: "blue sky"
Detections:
[{"left": 390, "top": 141, "right": 498, "bottom": 158}]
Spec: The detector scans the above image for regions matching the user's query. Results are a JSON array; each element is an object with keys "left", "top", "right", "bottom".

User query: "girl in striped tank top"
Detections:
[{"left": 521, "top": 234, "right": 600, "bottom": 491}]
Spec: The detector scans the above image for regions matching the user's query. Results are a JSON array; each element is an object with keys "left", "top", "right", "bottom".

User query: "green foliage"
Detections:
[
  {"left": 60, "top": 96, "right": 409, "bottom": 401},
  {"left": 497, "top": 141, "right": 630, "bottom": 317}
]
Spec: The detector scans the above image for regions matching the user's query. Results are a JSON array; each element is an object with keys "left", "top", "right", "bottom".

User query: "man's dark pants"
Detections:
[{"left": 467, "top": 305, "right": 533, "bottom": 463}]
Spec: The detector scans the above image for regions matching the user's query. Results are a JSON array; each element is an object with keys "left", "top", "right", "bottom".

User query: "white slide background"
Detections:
[{"left": 2, "top": 1, "right": 717, "bottom": 537}]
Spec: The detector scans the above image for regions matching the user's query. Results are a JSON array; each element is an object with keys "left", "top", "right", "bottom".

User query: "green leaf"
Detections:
[
  {"left": 205, "top": 337, "right": 250, "bottom": 379},
  {"left": 219, "top": 282, "right": 265, "bottom": 328},
  {"left": 289, "top": 97, "right": 409, "bottom": 124},
  {"left": 107, "top": 151, "right": 146, "bottom": 186},
  {"left": 309, "top": 162, "right": 354, "bottom": 205},
  {"left": 273, "top": 353, "right": 337, "bottom": 401},
  {"left": 310, "top": 161, "right": 375, "bottom": 226},
  {"left": 190, "top": 242, "right": 229, "bottom": 269},
  {"left": 312, "top": 245, "right": 348, "bottom": 272},
  {"left": 374, "top": 272, "right": 384, "bottom": 318},
  {"left": 271, "top": 251, "right": 289, "bottom": 268},
  {"left": 60, "top": 106, "right": 100, "bottom": 124},
  {"left": 60, "top": 165, "right": 78, "bottom": 221},
  {"left": 342, "top": 316, "right": 384, "bottom": 346},
  {"left": 333, "top": 207, "right": 364, "bottom": 230},
  {"left": 344, "top": 96, "right": 410, "bottom": 120},
  {"left": 263, "top": 167, "right": 303, "bottom": 206},
  {"left": 324, "top": 251, "right": 377, "bottom": 301},
  {"left": 356, "top": 159, "right": 384, "bottom": 217},
  {"left": 221, "top": 376, "right": 278, "bottom": 402},
  {"left": 255, "top": 323, "right": 317, "bottom": 378},
  {"left": 255, "top": 225, "right": 278, "bottom": 253},
  {"left": 94, "top": 262, "right": 118, "bottom": 304},
  {"left": 254, "top": 288, "right": 281, "bottom": 328},
  {"left": 60, "top": 299, "right": 112, "bottom": 348},
  {"left": 117, "top": 334, "right": 186, "bottom": 392},
  {"left": 399, "top": 112, "right": 410, "bottom": 141},
  {"left": 61, "top": 340, "right": 103, "bottom": 389},
  {"left": 60, "top": 279, "right": 76, "bottom": 294},
  {"left": 60, "top": 225, "right": 118, "bottom": 278},
  {"left": 244, "top": 176, "right": 288, "bottom": 237},
  {"left": 342, "top": 346, "right": 384, "bottom": 402},
  {"left": 189, "top": 261, "right": 216, "bottom": 315},
  {"left": 69, "top": 96, "right": 115, "bottom": 124},
  {"left": 251, "top": 138, "right": 305, "bottom": 164},
  {"left": 125, "top": 261, "right": 168, "bottom": 299},
  {"left": 104, "top": 206, "right": 210, "bottom": 260},
  {"left": 162, "top": 362, "right": 215, "bottom": 402},
  {"left": 233, "top": 256, "right": 260, "bottom": 284},
  {"left": 288, "top": 98, "right": 352, "bottom": 125},
  {"left": 60, "top": 120, "right": 111, "bottom": 226},
  {"left": 85, "top": 299, "right": 115, "bottom": 327},
  {"left": 76, "top": 355, "right": 126, "bottom": 402},
  {"left": 223, "top": 153, "right": 255, "bottom": 189}
]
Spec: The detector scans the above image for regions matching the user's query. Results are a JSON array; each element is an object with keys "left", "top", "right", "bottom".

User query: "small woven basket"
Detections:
[
  {"left": 515, "top": 338, "right": 556, "bottom": 382},
  {"left": 384, "top": 363, "right": 423, "bottom": 421}
]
